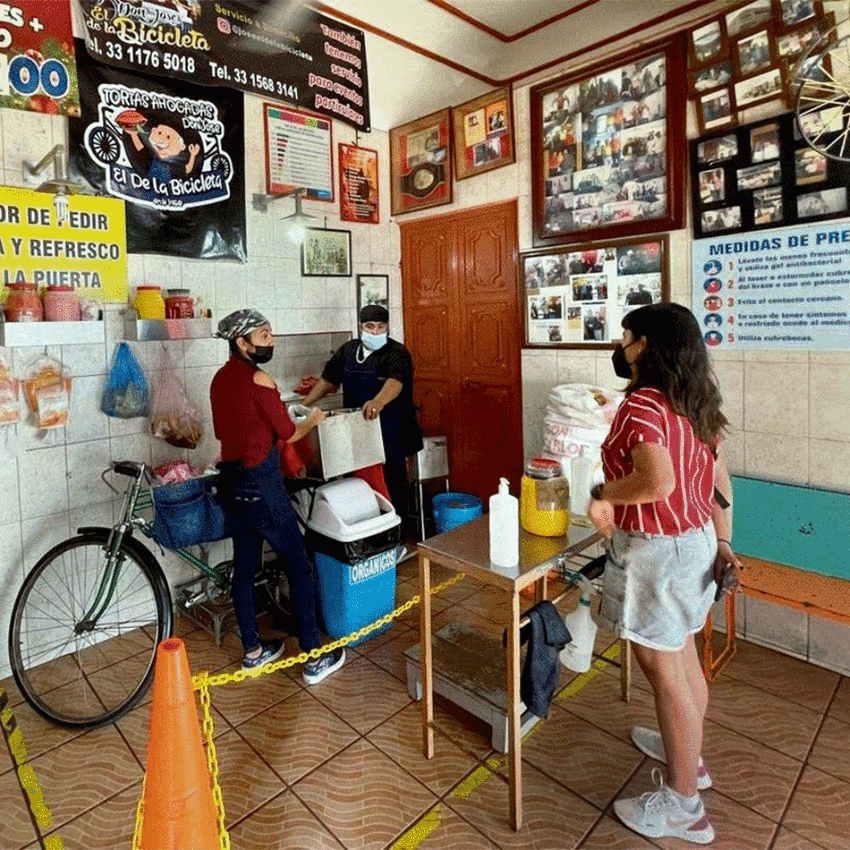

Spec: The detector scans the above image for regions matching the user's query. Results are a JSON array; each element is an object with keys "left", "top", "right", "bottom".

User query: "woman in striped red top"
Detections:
[{"left": 588, "top": 302, "right": 740, "bottom": 845}]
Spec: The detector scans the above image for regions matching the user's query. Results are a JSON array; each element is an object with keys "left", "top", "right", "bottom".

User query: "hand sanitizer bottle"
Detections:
[
  {"left": 489, "top": 477, "right": 519, "bottom": 567},
  {"left": 559, "top": 577, "right": 598, "bottom": 672}
]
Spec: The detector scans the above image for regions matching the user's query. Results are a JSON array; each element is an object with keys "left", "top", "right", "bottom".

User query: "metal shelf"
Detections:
[
  {"left": 0, "top": 319, "right": 105, "bottom": 347},
  {"left": 123, "top": 318, "right": 212, "bottom": 341}
]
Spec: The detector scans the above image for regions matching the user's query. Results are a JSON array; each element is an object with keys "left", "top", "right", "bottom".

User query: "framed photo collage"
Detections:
[{"left": 690, "top": 111, "right": 850, "bottom": 238}]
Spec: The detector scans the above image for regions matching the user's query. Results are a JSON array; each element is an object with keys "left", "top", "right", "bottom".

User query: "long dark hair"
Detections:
[{"left": 622, "top": 302, "right": 727, "bottom": 446}]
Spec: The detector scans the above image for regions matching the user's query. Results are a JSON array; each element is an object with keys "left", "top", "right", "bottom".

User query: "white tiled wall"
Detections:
[{"left": 0, "top": 94, "right": 399, "bottom": 677}]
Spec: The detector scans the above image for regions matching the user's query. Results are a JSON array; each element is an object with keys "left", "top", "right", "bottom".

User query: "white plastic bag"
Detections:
[
  {"left": 150, "top": 348, "right": 202, "bottom": 449},
  {"left": 547, "top": 383, "right": 623, "bottom": 428},
  {"left": 22, "top": 353, "right": 72, "bottom": 429}
]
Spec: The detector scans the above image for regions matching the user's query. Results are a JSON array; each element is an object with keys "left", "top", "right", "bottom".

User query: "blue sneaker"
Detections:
[
  {"left": 242, "top": 639, "right": 285, "bottom": 670},
  {"left": 303, "top": 647, "right": 345, "bottom": 685}
]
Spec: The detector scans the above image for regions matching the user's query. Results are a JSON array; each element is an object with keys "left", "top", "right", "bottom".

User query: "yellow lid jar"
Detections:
[
  {"left": 520, "top": 457, "right": 570, "bottom": 537},
  {"left": 133, "top": 285, "right": 165, "bottom": 319}
]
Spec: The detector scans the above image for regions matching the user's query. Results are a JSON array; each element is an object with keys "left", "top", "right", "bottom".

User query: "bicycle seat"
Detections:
[{"left": 112, "top": 460, "right": 144, "bottom": 478}]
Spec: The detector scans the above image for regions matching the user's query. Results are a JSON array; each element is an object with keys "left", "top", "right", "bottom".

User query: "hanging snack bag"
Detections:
[
  {"left": 0, "top": 354, "right": 20, "bottom": 424},
  {"left": 102, "top": 342, "right": 149, "bottom": 418},
  {"left": 150, "top": 347, "right": 202, "bottom": 449},
  {"left": 22, "top": 353, "right": 72, "bottom": 429}
]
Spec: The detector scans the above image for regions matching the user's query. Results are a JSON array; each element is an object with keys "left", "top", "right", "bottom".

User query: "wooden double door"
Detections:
[{"left": 400, "top": 200, "right": 523, "bottom": 503}]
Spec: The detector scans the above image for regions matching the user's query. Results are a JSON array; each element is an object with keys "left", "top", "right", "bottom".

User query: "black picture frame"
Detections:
[
  {"left": 530, "top": 37, "right": 685, "bottom": 248},
  {"left": 356, "top": 273, "right": 389, "bottom": 316},
  {"left": 520, "top": 235, "right": 670, "bottom": 348},
  {"left": 300, "top": 228, "right": 352, "bottom": 277},
  {"left": 690, "top": 111, "right": 850, "bottom": 239}
]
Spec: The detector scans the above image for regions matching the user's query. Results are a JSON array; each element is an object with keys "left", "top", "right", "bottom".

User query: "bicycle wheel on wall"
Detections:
[{"left": 9, "top": 532, "right": 172, "bottom": 729}]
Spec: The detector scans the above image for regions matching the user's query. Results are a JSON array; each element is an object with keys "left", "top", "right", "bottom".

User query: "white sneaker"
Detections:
[
  {"left": 631, "top": 726, "right": 712, "bottom": 790},
  {"left": 614, "top": 767, "right": 715, "bottom": 844}
]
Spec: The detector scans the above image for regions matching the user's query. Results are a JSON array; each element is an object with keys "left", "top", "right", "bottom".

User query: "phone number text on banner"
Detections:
[
  {"left": 691, "top": 218, "right": 850, "bottom": 351},
  {"left": 79, "top": 0, "right": 369, "bottom": 131}
]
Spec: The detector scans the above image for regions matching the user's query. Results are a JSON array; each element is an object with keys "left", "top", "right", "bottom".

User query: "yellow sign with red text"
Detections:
[{"left": 0, "top": 185, "right": 127, "bottom": 302}]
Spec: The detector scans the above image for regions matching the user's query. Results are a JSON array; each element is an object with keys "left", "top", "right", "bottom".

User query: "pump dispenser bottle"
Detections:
[
  {"left": 489, "top": 477, "right": 519, "bottom": 567},
  {"left": 559, "top": 577, "right": 598, "bottom": 672}
]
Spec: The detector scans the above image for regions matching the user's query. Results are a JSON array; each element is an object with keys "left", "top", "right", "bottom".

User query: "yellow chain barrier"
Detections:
[{"left": 132, "top": 570, "right": 467, "bottom": 849}]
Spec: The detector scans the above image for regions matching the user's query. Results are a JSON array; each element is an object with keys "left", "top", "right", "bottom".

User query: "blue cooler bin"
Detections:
[
  {"left": 298, "top": 478, "right": 401, "bottom": 646},
  {"left": 432, "top": 492, "right": 482, "bottom": 534}
]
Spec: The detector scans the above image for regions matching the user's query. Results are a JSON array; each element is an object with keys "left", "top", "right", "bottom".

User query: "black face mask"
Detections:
[
  {"left": 248, "top": 345, "right": 274, "bottom": 365},
  {"left": 611, "top": 340, "right": 638, "bottom": 379}
]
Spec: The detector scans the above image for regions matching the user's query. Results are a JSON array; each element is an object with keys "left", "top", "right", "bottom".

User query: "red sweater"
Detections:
[{"left": 210, "top": 356, "right": 294, "bottom": 467}]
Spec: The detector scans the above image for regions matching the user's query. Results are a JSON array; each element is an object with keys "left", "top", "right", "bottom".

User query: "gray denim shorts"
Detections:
[{"left": 598, "top": 522, "right": 717, "bottom": 651}]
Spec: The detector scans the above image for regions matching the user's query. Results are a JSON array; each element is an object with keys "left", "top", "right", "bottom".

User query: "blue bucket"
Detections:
[{"left": 432, "top": 492, "right": 482, "bottom": 534}]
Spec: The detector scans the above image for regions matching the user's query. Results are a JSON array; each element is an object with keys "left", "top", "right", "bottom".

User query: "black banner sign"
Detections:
[
  {"left": 79, "top": 0, "right": 370, "bottom": 131},
  {"left": 70, "top": 39, "right": 246, "bottom": 261}
]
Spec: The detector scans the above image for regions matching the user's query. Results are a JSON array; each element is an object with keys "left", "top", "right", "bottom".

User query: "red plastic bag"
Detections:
[
  {"left": 279, "top": 437, "right": 316, "bottom": 477},
  {"left": 150, "top": 348, "right": 202, "bottom": 449}
]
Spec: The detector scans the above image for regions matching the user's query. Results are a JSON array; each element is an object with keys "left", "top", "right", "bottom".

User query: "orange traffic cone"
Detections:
[{"left": 140, "top": 638, "right": 220, "bottom": 850}]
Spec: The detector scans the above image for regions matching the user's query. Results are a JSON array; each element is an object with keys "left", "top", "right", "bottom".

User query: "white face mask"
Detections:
[{"left": 361, "top": 331, "right": 387, "bottom": 351}]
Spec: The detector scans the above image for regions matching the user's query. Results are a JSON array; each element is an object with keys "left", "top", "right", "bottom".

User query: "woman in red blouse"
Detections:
[{"left": 588, "top": 302, "right": 741, "bottom": 845}]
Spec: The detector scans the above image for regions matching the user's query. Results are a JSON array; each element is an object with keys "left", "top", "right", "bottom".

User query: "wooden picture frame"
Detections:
[
  {"left": 530, "top": 38, "right": 685, "bottom": 248},
  {"left": 688, "top": 19, "right": 728, "bottom": 69},
  {"left": 776, "top": 11, "right": 835, "bottom": 61},
  {"left": 451, "top": 86, "right": 515, "bottom": 180},
  {"left": 696, "top": 87, "right": 737, "bottom": 134},
  {"left": 724, "top": 0, "right": 773, "bottom": 39},
  {"left": 300, "top": 228, "right": 352, "bottom": 277},
  {"left": 338, "top": 143, "right": 379, "bottom": 224},
  {"left": 356, "top": 273, "right": 389, "bottom": 316},
  {"left": 389, "top": 108, "right": 452, "bottom": 216},
  {"left": 688, "top": 58, "right": 734, "bottom": 96},
  {"left": 732, "top": 26, "right": 778, "bottom": 77},
  {"left": 773, "top": 0, "right": 823, "bottom": 31},
  {"left": 263, "top": 102, "right": 334, "bottom": 201},
  {"left": 733, "top": 66, "right": 785, "bottom": 110},
  {"left": 520, "top": 235, "right": 669, "bottom": 348}
]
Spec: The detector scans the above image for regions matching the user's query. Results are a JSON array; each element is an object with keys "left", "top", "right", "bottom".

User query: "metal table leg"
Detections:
[
  {"left": 507, "top": 588, "right": 522, "bottom": 830},
  {"left": 420, "top": 553, "right": 434, "bottom": 758}
]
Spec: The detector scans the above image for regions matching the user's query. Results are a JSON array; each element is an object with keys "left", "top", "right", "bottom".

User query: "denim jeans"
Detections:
[{"left": 219, "top": 446, "right": 321, "bottom": 653}]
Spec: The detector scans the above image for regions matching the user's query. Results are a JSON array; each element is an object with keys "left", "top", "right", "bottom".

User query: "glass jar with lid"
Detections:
[
  {"left": 43, "top": 285, "right": 81, "bottom": 321},
  {"left": 133, "top": 285, "right": 165, "bottom": 319},
  {"left": 164, "top": 288, "right": 194, "bottom": 319},
  {"left": 520, "top": 457, "right": 570, "bottom": 536},
  {"left": 4, "top": 283, "right": 43, "bottom": 322}
]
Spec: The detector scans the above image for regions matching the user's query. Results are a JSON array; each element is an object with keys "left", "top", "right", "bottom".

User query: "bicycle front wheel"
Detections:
[{"left": 9, "top": 533, "right": 172, "bottom": 728}]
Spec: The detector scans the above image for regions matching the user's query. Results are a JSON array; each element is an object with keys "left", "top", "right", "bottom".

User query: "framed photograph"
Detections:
[
  {"left": 733, "top": 67, "right": 784, "bottom": 109},
  {"left": 339, "top": 143, "right": 379, "bottom": 224},
  {"left": 776, "top": 12, "right": 834, "bottom": 60},
  {"left": 733, "top": 28, "right": 777, "bottom": 76},
  {"left": 750, "top": 122, "right": 781, "bottom": 161},
  {"left": 737, "top": 160, "right": 781, "bottom": 189},
  {"left": 697, "top": 87, "right": 736, "bottom": 133},
  {"left": 701, "top": 205, "right": 742, "bottom": 233},
  {"left": 389, "top": 108, "right": 452, "bottom": 216},
  {"left": 452, "top": 86, "right": 515, "bottom": 180},
  {"left": 795, "top": 147, "right": 827, "bottom": 185},
  {"left": 774, "top": 0, "right": 822, "bottom": 30},
  {"left": 263, "top": 102, "right": 333, "bottom": 201},
  {"left": 753, "top": 186, "right": 784, "bottom": 224},
  {"left": 688, "top": 59, "right": 733, "bottom": 95},
  {"left": 530, "top": 38, "right": 685, "bottom": 248},
  {"left": 797, "top": 187, "right": 847, "bottom": 219},
  {"left": 520, "top": 235, "right": 669, "bottom": 348},
  {"left": 697, "top": 134, "right": 738, "bottom": 163},
  {"left": 300, "top": 228, "right": 352, "bottom": 277},
  {"left": 698, "top": 167, "right": 726, "bottom": 203},
  {"left": 356, "top": 274, "right": 389, "bottom": 315},
  {"left": 688, "top": 20, "right": 727, "bottom": 68},
  {"left": 725, "top": 0, "right": 772, "bottom": 38}
]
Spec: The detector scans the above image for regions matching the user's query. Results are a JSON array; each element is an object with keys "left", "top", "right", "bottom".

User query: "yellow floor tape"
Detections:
[
  {"left": 391, "top": 642, "right": 622, "bottom": 848},
  {"left": 0, "top": 687, "right": 64, "bottom": 849}
]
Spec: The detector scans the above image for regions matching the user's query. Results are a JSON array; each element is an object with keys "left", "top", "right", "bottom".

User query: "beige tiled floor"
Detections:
[{"left": 2, "top": 557, "right": 849, "bottom": 850}]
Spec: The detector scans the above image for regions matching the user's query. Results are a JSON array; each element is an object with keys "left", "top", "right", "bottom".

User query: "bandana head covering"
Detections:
[
  {"left": 359, "top": 304, "right": 389, "bottom": 323},
  {"left": 216, "top": 309, "right": 269, "bottom": 340}
]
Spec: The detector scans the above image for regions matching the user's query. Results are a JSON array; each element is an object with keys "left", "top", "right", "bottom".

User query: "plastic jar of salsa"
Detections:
[
  {"left": 164, "top": 288, "right": 194, "bottom": 319},
  {"left": 4, "top": 283, "right": 43, "bottom": 322},
  {"left": 43, "top": 285, "right": 81, "bottom": 321}
]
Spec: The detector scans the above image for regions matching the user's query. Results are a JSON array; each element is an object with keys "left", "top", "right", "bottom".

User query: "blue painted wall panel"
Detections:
[{"left": 730, "top": 476, "right": 850, "bottom": 580}]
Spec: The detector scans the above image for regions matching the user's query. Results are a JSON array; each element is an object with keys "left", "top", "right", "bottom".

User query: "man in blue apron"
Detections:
[{"left": 302, "top": 305, "right": 423, "bottom": 536}]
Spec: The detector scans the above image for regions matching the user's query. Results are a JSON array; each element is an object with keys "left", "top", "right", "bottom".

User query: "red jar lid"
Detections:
[
  {"left": 46, "top": 284, "right": 74, "bottom": 291},
  {"left": 7, "top": 282, "right": 36, "bottom": 290},
  {"left": 137, "top": 285, "right": 161, "bottom": 291},
  {"left": 526, "top": 457, "right": 562, "bottom": 478}
]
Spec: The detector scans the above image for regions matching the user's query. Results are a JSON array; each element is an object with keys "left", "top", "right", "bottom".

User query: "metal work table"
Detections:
[{"left": 416, "top": 515, "right": 614, "bottom": 831}]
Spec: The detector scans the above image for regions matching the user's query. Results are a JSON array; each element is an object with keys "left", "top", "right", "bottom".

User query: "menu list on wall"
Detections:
[
  {"left": 692, "top": 218, "right": 850, "bottom": 350},
  {"left": 79, "top": 0, "right": 370, "bottom": 131}
]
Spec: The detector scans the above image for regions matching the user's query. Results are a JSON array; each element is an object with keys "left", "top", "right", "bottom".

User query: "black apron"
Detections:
[{"left": 342, "top": 345, "right": 417, "bottom": 463}]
